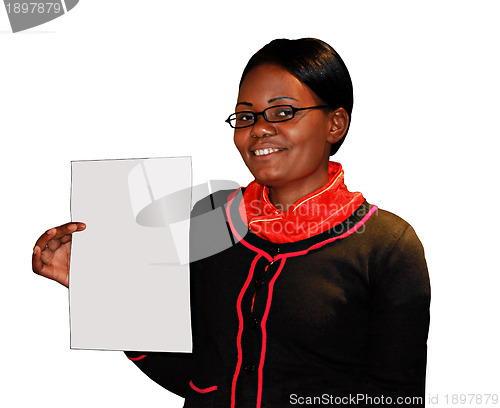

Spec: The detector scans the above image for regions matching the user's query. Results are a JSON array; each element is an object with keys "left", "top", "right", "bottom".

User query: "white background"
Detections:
[{"left": 1, "top": 1, "right": 499, "bottom": 407}]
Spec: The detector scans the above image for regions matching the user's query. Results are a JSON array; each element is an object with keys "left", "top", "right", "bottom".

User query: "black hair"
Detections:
[{"left": 240, "top": 38, "right": 353, "bottom": 156}]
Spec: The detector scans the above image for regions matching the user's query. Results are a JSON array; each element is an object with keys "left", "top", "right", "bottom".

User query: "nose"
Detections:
[{"left": 250, "top": 114, "right": 277, "bottom": 138}]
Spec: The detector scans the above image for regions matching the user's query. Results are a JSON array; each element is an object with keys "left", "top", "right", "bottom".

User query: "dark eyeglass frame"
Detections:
[{"left": 225, "top": 104, "right": 330, "bottom": 129}]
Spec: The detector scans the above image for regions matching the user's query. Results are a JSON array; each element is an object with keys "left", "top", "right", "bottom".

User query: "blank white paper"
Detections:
[{"left": 69, "top": 157, "right": 192, "bottom": 352}]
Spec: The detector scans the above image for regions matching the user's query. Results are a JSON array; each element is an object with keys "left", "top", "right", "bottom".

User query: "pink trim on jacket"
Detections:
[
  {"left": 189, "top": 380, "right": 217, "bottom": 394},
  {"left": 256, "top": 258, "right": 286, "bottom": 408},
  {"left": 231, "top": 254, "right": 262, "bottom": 408},
  {"left": 127, "top": 354, "right": 147, "bottom": 361}
]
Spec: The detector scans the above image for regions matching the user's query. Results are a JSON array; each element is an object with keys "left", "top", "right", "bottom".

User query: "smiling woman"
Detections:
[
  {"left": 125, "top": 38, "right": 430, "bottom": 407},
  {"left": 32, "top": 38, "right": 430, "bottom": 408}
]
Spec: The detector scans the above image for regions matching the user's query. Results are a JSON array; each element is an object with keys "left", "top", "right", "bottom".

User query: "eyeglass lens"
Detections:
[{"left": 231, "top": 105, "right": 295, "bottom": 128}]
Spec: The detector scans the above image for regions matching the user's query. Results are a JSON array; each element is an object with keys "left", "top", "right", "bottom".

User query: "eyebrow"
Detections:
[
  {"left": 268, "top": 96, "right": 297, "bottom": 103},
  {"left": 236, "top": 96, "right": 298, "bottom": 108}
]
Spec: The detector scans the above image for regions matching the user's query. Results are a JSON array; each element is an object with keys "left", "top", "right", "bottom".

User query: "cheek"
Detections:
[
  {"left": 287, "top": 126, "right": 330, "bottom": 162},
  {"left": 233, "top": 133, "right": 248, "bottom": 157},
  {"left": 233, "top": 132, "right": 242, "bottom": 150},
  {"left": 286, "top": 125, "right": 319, "bottom": 151}
]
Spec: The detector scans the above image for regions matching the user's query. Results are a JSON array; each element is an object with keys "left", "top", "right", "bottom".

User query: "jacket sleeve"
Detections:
[
  {"left": 365, "top": 224, "right": 430, "bottom": 406},
  {"left": 124, "top": 351, "right": 193, "bottom": 398}
]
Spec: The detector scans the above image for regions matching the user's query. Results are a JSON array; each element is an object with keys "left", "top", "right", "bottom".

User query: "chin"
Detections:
[
  {"left": 244, "top": 160, "right": 287, "bottom": 187},
  {"left": 253, "top": 172, "right": 285, "bottom": 187}
]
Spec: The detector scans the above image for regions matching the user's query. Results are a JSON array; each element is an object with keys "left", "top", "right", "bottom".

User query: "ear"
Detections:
[{"left": 326, "top": 108, "right": 349, "bottom": 144}]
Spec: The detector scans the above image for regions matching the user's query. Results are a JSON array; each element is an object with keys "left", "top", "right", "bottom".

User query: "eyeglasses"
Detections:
[{"left": 225, "top": 104, "right": 329, "bottom": 129}]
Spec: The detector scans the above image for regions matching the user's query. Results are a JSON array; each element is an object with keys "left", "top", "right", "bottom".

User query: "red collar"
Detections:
[{"left": 239, "top": 162, "right": 365, "bottom": 243}]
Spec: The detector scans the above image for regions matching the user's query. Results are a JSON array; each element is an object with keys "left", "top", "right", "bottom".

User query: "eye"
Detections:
[
  {"left": 235, "top": 112, "right": 255, "bottom": 123},
  {"left": 268, "top": 106, "right": 294, "bottom": 120}
]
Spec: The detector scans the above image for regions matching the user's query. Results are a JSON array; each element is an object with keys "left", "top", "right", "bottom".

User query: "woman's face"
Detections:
[{"left": 234, "top": 64, "right": 343, "bottom": 195}]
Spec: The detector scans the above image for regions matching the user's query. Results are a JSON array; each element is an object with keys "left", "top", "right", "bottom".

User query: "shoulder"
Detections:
[
  {"left": 360, "top": 205, "right": 429, "bottom": 292},
  {"left": 359, "top": 205, "right": 423, "bottom": 255},
  {"left": 365, "top": 206, "right": 413, "bottom": 240}
]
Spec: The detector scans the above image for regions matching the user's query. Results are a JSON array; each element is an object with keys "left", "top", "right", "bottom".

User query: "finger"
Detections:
[
  {"left": 33, "top": 225, "right": 70, "bottom": 250},
  {"left": 40, "top": 247, "right": 55, "bottom": 267},
  {"left": 50, "top": 223, "right": 77, "bottom": 241},
  {"left": 34, "top": 228, "right": 56, "bottom": 251},
  {"left": 60, "top": 234, "right": 72, "bottom": 244},
  {"left": 46, "top": 231, "right": 74, "bottom": 250},
  {"left": 32, "top": 245, "right": 45, "bottom": 274},
  {"left": 34, "top": 222, "right": 85, "bottom": 250},
  {"left": 33, "top": 246, "right": 55, "bottom": 276},
  {"left": 47, "top": 238, "right": 62, "bottom": 251},
  {"left": 33, "top": 245, "right": 68, "bottom": 286},
  {"left": 32, "top": 245, "right": 41, "bottom": 273}
]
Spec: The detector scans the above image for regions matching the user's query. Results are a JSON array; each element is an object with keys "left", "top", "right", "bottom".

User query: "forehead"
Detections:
[{"left": 237, "top": 64, "right": 321, "bottom": 107}]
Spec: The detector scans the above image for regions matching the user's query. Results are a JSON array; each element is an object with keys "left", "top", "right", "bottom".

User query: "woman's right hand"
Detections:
[{"left": 32, "top": 222, "right": 86, "bottom": 288}]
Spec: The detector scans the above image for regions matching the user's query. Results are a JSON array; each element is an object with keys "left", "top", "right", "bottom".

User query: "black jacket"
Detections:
[{"left": 126, "top": 190, "right": 430, "bottom": 407}]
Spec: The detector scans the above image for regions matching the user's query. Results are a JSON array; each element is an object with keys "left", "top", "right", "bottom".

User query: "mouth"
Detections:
[{"left": 251, "top": 147, "right": 286, "bottom": 157}]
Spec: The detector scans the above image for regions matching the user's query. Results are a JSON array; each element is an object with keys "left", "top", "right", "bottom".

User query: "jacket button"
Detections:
[
  {"left": 249, "top": 317, "right": 259, "bottom": 329},
  {"left": 254, "top": 277, "right": 265, "bottom": 287},
  {"left": 244, "top": 363, "right": 255, "bottom": 373},
  {"left": 268, "top": 245, "right": 279, "bottom": 257}
]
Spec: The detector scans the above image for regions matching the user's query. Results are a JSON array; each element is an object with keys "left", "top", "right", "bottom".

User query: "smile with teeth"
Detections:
[{"left": 252, "top": 147, "right": 284, "bottom": 156}]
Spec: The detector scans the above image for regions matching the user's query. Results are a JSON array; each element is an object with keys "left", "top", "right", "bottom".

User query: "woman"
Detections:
[{"left": 33, "top": 38, "right": 430, "bottom": 407}]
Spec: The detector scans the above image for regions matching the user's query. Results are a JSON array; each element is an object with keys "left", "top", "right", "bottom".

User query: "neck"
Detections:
[{"left": 268, "top": 172, "right": 330, "bottom": 212}]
